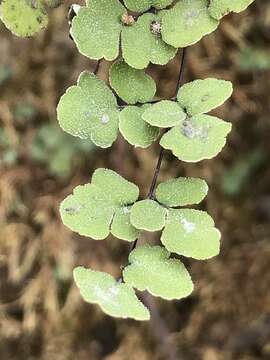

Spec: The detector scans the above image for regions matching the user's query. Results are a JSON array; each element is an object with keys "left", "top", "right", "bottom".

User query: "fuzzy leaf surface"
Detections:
[
  {"left": 177, "top": 78, "right": 233, "bottom": 116},
  {"left": 0, "top": 0, "right": 48, "bottom": 37},
  {"left": 57, "top": 72, "right": 119, "bottom": 148},
  {"left": 74, "top": 267, "right": 150, "bottom": 320},
  {"left": 208, "top": 0, "right": 256, "bottom": 20},
  {"left": 161, "top": 209, "right": 221, "bottom": 259},
  {"left": 130, "top": 199, "right": 167, "bottom": 231},
  {"left": 60, "top": 168, "right": 139, "bottom": 240},
  {"left": 111, "top": 207, "right": 140, "bottom": 241},
  {"left": 119, "top": 106, "right": 159, "bottom": 148},
  {"left": 109, "top": 61, "right": 156, "bottom": 104},
  {"left": 71, "top": 0, "right": 124, "bottom": 61},
  {"left": 156, "top": 177, "right": 208, "bottom": 207},
  {"left": 142, "top": 100, "right": 186, "bottom": 127},
  {"left": 123, "top": 245, "right": 194, "bottom": 299},
  {"left": 122, "top": 13, "right": 177, "bottom": 69},
  {"left": 160, "top": 114, "right": 232, "bottom": 162},
  {"left": 124, "top": 0, "right": 173, "bottom": 12},
  {"left": 161, "top": 0, "right": 219, "bottom": 48}
]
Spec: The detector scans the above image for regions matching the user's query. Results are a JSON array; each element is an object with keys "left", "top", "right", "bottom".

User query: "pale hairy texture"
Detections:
[
  {"left": 208, "top": 0, "right": 256, "bottom": 20},
  {"left": 109, "top": 61, "right": 156, "bottom": 104},
  {"left": 119, "top": 106, "right": 160, "bottom": 148},
  {"left": 60, "top": 168, "right": 139, "bottom": 241},
  {"left": 74, "top": 267, "right": 150, "bottom": 320},
  {"left": 123, "top": 245, "right": 194, "bottom": 299},
  {"left": 0, "top": 0, "right": 48, "bottom": 37},
  {"left": 161, "top": 0, "right": 219, "bottom": 48}
]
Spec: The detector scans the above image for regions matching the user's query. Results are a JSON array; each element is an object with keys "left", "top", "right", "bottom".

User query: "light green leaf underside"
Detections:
[
  {"left": 123, "top": 245, "right": 194, "bottom": 300},
  {"left": 124, "top": 0, "right": 174, "bottom": 12},
  {"left": 177, "top": 78, "right": 233, "bottom": 116},
  {"left": 161, "top": 0, "right": 219, "bottom": 48},
  {"left": 161, "top": 209, "right": 221, "bottom": 259},
  {"left": 71, "top": 0, "right": 124, "bottom": 61},
  {"left": 160, "top": 114, "right": 232, "bottom": 162},
  {"left": 122, "top": 13, "right": 177, "bottom": 69},
  {"left": 57, "top": 72, "right": 119, "bottom": 148},
  {"left": 142, "top": 100, "right": 186, "bottom": 127},
  {"left": 60, "top": 168, "right": 139, "bottom": 240},
  {"left": 119, "top": 106, "right": 160, "bottom": 148},
  {"left": 156, "top": 177, "right": 208, "bottom": 207},
  {"left": 74, "top": 267, "right": 150, "bottom": 320},
  {"left": 0, "top": 0, "right": 48, "bottom": 37},
  {"left": 109, "top": 61, "right": 156, "bottom": 105},
  {"left": 130, "top": 199, "right": 167, "bottom": 231},
  {"left": 208, "top": 0, "right": 256, "bottom": 20},
  {"left": 111, "top": 207, "right": 140, "bottom": 241}
]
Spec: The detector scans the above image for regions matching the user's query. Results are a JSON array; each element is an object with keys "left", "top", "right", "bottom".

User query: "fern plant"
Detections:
[{"left": 1, "top": 0, "right": 256, "bottom": 320}]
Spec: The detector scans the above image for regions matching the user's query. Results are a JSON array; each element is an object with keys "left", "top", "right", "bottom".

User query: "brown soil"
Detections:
[{"left": 0, "top": 1, "right": 270, "bottom": 359}]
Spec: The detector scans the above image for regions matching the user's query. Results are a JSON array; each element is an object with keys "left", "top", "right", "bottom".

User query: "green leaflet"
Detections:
[
  {"left": 0, "top": 0, "right": 48, "bottom": 37},
  {"left": 177, "top": 78, "right": 233, "bottom": 116},
  {"left": 60, "top": 168, "right": 139, "bottom": 241},
  {"left": 122, "top": 13, "right": 177, "bottom": 69},
  {"left": 208, "top": 0, "right": 256, "bottom": 20},
  {"left": 129, "top": 179, "right": 220, "bottom": 260},
  {"left": 130, "top": 199, "right": 167, "bottom": 231},
  {"left": 57, "top": 72, "right": 119, "bottom": 148},
  {"left": 71, "top": 0, "right": 124, "bottom": 61},
  {"left": 156, "top": 177, "right": 208, "bottom": 207},
  {"left": 161, "top": 0, "right": 219, "bottom": 48},
  {"left": 123, "top": 245, "right": 194, "bottom": 300},
  {"left": 160, "top": 114, "right": 232, "bottom": 162},
  {"left": 109, "top": 61, "right": 156, "bottom": 105},
  {"left": 142, "top": 100, "right": 186, "bottom": 127},
  {"left": 119, "top": 106, "right": 160, "bottom": 148},
  {"left": 74, "top": 267, "right": 150, "bottom": 320},
  {"left": 71, "top": 1, "right": 176, "bottom": 69},
  {"left": 124, "top": 0, "right": 174, "bottom": 12},
  {"left": 161, "top": 209, "right": 221, "bottom": 260},
  {"left": 143, "top": 78, "right": 233, "bottom": 162},
  {"left": 111, "top": 207, "right": 140, "bottom": 241}
]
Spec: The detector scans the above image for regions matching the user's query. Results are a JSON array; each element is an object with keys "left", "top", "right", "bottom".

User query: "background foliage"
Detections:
[{"left": 1, "top": 0, "right": 270, "bottom": 359}]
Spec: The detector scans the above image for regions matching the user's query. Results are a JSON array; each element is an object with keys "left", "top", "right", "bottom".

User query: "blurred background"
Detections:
[{"left": 0, "top": 1, "right": 270, "bottom": 359}]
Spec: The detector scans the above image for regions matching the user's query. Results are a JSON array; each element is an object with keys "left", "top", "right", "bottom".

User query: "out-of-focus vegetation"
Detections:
[{"left": 1, "top": 1, "right": 270, "bottom": 359}]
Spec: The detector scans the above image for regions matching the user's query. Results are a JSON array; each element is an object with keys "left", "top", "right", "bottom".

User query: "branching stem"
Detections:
[{"left": 128, "top": 48, "right": 187, "bottom": 255}]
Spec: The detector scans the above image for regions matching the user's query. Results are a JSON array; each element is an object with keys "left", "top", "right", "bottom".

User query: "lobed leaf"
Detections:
[
  {"left": 130, "top": 199, "right": 167, "bottom": 231},
  {"left": 0, "top": 0, "right": 48, "bottom": 37},
  {"left": 160, "top": 114, "right": 232, "bottom": 162},
  {"left": 60, "top": 168, "right": 139, "bottom": 241},
  {"left": 57, "top": 72, "right": 119, "bottom": 148},
  {"left": 119, "top": 106, "right": 160, "bottom": 148},
  {"left": 111, "top": 207, "right": 140, "bottom": 241},
  {"left": 161, "top": 209, "right": 221, "bottom": 259},
  {"left": 123, "top": 245, "right": 194, "bottom": 299},
  {"left": 177, "top": 78, "right": 233, "bottom": 116},
  {"left": 156, "top": 177, "right": 208, "bottom": 207},
  {"left": 71, "top": 0, "right": 124, "bottom": 61},
  {"left": 142, "top": 100, "right": 186, "bottom": 127},
  {"left": 109, "top": 61, "right": 156, "bottom": 105},
  {"left": 208, "top": 0, "right": 256, "bottom": 20},
  {"left": 122, "top": 13, "right": 177, "bottom": 69},
  {"left": 161, "top": 0, "right": 219, "bottom": 48},
  {"left": 74, "top": 267, "right": 150, "bottom": 320},
  {"left": 124, "top": 0, "right": 174, "bottom": 12}
]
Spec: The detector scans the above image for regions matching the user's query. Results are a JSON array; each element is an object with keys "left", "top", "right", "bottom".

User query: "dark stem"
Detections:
[
  {"left": 147, "top": 147, "right": 165, "bottom": 199},
  {"left": 93, "top": 60, "right": 101, "bottom": 75},
  {"left": 128, "top": 48, "right": 187, "bottom": 253},
  {"left": 174, "top": 47, "right": 187, "bottom": 98}
]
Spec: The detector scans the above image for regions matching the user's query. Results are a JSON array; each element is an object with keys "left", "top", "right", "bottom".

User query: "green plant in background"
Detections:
[
  {"left": 31, "top": 124, "right": 95, "bottom": 178},
  {"left": 2, "top": 0, "right": 257, "bottom": 320},
  {"left": 0, "top": 0, "right": 63, "bottom": 37}
]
